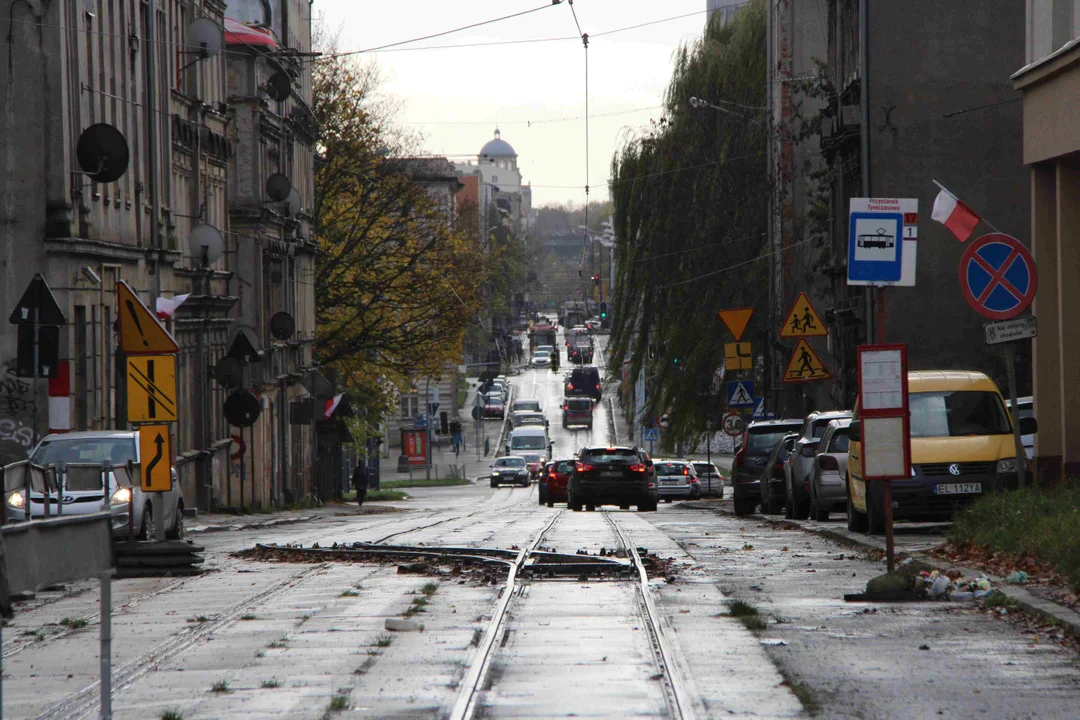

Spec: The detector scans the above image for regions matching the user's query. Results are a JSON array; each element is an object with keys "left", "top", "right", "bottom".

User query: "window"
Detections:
[
  {"left": 400, "top": 396, "right": 419, "bottom": 417},
  {"left": 581, "top": 448, "right": 638, "bottom": 464},
  {"left": 909, "top": 391, "right": 1011, "bottom": 438},
  {"left": 828, "top": 432, "right": 850, "bottom": 453},
  {"left": 492, "top": 175, "right": 498, "bottom": 183}
]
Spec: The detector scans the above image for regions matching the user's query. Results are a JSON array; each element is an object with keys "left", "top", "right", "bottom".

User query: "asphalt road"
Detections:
[{"left": 4, "top": 347, "right": 1080, "bottom": 719}]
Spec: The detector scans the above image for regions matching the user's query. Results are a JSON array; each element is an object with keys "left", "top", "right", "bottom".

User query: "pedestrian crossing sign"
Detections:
[
  {"left": 727, "top": 380, "right": 755, "bottom": 408},
  {"left": 779, "top": 292, "right": 828, "bottom": 338},
  {"left": 783, "top": 339, "right": 831, "bottom": 383},
  {"left": 643, "top": 428, "right": 659, "bottom": 442}
]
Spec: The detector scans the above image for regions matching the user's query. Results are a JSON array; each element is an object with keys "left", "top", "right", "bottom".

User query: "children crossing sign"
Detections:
[
  {"left": 784, "top": 339, "right": 831, "bottom": 382},
  {"left": 779, "top": 293, "right": 828, "bottom": 338}
]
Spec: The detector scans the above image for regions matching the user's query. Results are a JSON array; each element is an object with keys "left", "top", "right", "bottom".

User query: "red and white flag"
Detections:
[
  {"left": 324, "top": 393, "right": 344, "bottom": 420},
  {"left": 931, "top": 181, "right": 981, "bottom": 242},
  {"left": 155, "top": 293, "right": 190, "bottom": 319}
]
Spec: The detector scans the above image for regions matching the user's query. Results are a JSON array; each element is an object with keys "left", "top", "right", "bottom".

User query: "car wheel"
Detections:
[
  {"left": 866, "top": 486, "right": 885, "bottom": 535},
  {"left": 167, "top": 503, "right": 185, "bottom": 539},
  {"left": 733, "top": 499, "right": 753, "bottom": 516},
  {"left": 586, "top": 504, "right": 596, "bottom": 512},
  {"left": 760, "top": 485, "right": 777, "bottom": 515},
  {"left": 638, "top": 501, "right": 657, "bottom": 512},
  {"left": 809, "top": 486, "right": 828, "bottom": 522},
  {"left": 568, "top": 488, "right": 582, "bottom": 512},
  {"left": 547, "top": 501, "right": 555, "bottom": 508},
  {"left": 792, "top": 477, "right": 811, "bottom": 520},
  {"left": 663, "top": 498, "right": 673, "bottom": 504},
  {"left": 538, "top": 486, "right": 547, "bottom": 505},
  {"left": 139, "top": 504, "right": 154, "bottom": 541},
  {"left": 490, "top": 480, "right": 497, "bottom": 488},
  {"left": 846, "top": 480, "right": 868, "bottom": 532}
]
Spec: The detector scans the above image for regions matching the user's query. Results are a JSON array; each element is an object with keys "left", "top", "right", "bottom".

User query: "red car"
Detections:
[{"left": 538, "top": 458, "right": 575, "bottom": 507}]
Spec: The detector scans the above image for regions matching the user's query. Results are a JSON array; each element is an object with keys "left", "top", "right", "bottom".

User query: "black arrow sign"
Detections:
[
  {"left": 145, "top": 433, "right": 165, "bottom": 489},
  {"left": 9, "top": 274, "right": 66, "bottom": 326}
]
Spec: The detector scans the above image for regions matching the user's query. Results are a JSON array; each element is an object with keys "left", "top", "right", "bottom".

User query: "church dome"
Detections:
[{"left": 480, "top": 129, "right": 516, "bottom": 159}]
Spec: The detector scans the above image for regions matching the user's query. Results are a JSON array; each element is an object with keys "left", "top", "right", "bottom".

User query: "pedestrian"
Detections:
[
  {"left": 449, "top": 418, "right": 463, "bottom": 455},
  {"left": 484, "top": 437, "right": 491, "bottom": 457},
  {"left": 351, "top": 461, "right": 369, "bottom": 507}
]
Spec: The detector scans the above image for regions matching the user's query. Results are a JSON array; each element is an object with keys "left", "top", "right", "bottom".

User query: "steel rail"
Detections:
[
  {"left": 604, "top": 511, "right": 697, "bottom": 720},
  {"left": 448, "top": 510, "right": 563, "bottom": 720}
]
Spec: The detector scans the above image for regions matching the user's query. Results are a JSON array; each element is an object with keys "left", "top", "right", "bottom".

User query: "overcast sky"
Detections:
[{"left": 314, "top": 0, "right": 711, "bottom": 207}]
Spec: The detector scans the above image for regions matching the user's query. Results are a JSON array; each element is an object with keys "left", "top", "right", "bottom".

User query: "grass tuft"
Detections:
[
  {"left": 949, "top": 485, "right": 1080, "bottom": 588},
  {"left": 365, "top": 490, "right": 409, "bottom": 502},
  {"left": 421, "top": 581, "right": 438, "bottom": 596},
  {"left": 328, "top": 694, "right": 349, "bottom": 711},
  {"left": 267, "top": 637, "right": 287, "bottom": 649},
  {"left": 160, "top": 711, "right": 184, "bottom": 720},
  {"left": 187, "top": 615, "right": 210, "bottom": 623},
  {"left": 239, "top": 613, "right": 258, "bottom": 621},
  {"left": 60, "top": 617, "right": 89, "bottom": 630},
  {"left": 340, "top": 590, "right": 358, "bottom": 597},
  {"left": 210, "top": 680, "right": 230, "bottom": 693},
  {"left": 261, "top": 678, "right": 282, "bottom": 689},
  {"left": 375, "top": 633, "right": 392, "bottom": 647},
  {"left": 725, "top": 599, "right": 767, "bottom": 631}
]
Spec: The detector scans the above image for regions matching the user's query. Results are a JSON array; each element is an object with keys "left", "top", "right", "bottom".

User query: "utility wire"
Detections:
[{"left": 655, "top": 239, "right": 813, "bottom": 290}]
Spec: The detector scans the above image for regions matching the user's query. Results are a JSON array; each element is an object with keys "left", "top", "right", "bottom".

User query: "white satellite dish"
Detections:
[
  {"left": 189, "top": 224, "right": 224, "bottom": 264},
  {"left": 286, "top": 188, "right": 302, "bottom": 217},
  {"left": 187, "top": 18, "right": 223, "bottom": 58}
]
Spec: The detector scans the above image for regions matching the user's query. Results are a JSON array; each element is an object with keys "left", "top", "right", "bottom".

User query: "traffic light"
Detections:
[
  {"left": 600, "top": 302, "right": 608, "bottom": 319},
  {"left": 673, "top": 357, "right": 680, "bottom": 365},
  {"left": 592, "top": 274, "right": 601, "bottom": 285}
]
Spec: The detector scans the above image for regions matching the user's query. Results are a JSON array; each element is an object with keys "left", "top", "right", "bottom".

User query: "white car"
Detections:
[
  {"left": 531, "top": 350, "right": 551, "bottom": 367},
  {"left": 6, "top": 430, "right": 185, "bottom": 539}
]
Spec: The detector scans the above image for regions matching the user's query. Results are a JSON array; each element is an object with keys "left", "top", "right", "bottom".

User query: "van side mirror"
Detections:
[
  {"left": 1019, "top": 416, "right": 1038, "bottom": 436},
  {"left": 849, "top": 421, "right": 861, "bottom": 442}
]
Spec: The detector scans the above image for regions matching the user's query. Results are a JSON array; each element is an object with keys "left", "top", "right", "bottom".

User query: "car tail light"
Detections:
[
  {"left": 682, "top": 466, "right": 689, "bottom": 475},
  {"left": 576, "top": 462, "right": 595, "bottom": 472},
  {"left": 629, "top": 463, "right": 646, "bottom": 473},
  {"left": 819, "top": 455, "right": 840, "bottom": 471},
  {"left": 567, "top": 383, "right": 574, "bottom": 390},
  {"left": 595, "top": 384, "right": 600, "bottom": 389},
  {"left": 690, "top": 477, "right": 699, "bottom": 484}
]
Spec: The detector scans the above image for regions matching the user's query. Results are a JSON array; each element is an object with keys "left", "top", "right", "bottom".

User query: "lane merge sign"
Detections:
[
  {"left": 959, "top": 233, "right": 1038, "bottom": 320},
  {"left": 139, "top": 425, "right": 173, "bottom": 493},
  {"left": 126, "top": 355, "right": 178, "bottom": 422}
]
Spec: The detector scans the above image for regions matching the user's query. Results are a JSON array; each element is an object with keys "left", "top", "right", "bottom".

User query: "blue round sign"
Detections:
[{"left": 958, "top": 233, "right": 1038, "bottom": 320}]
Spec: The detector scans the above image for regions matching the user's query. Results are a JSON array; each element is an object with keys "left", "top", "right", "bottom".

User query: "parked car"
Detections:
[
  {"left": 784, "top": 410, "right": 852, "bottom": 519},
  {"left": 540, "top": 458, "right": 575, "bottom": 506},
  {"left": 512, "top": 411, "right": 547, "bottom": 430},
  {"left": 691, "top": 461, "right": 725, "bottom": 498},
  {"left": 847, "top": 371, "right": 1037, "bottom": 534},
  {"left": 482, "top": 393, "right": 505, "bottom": 419},
  {"left": 732, "top": 419, "right": 803, "bottom": 516},
  {"left": 531, "top": 349, "right": 552, "bottom": 367},
  {"left": 512, "top": 399, "right": 542, "bottom": 414},
  {"left": 759, "top": 433, "right": 799, "bottom": 515},
  {"left": 562, "top": 397, "right": 594, "bottom": 429},
  {"left": 506, "top": 425, "right": 550, "bottom": 458},
  {"left": 1006, "top": 396, "right": 1035, "bottom": 460},
  {"left": 654, "top": 460, "right": 701, "bottom": 502},
  {"left": 565, "top": 367, "right": 602, "bottom": 401},
  {"left": 6, "top": 430, "right": 184, "bottom": 539},
  {"left": 567, "top": 446, "right": 658, "bottom": 512},
  {"left": 809, "top": 419, "right": 851, "bottom": 521},
  {"left": 489, "top": 456, "right": 530, "bottom": 488},
  {"left": 491, "top": 378, "right": 509, "bottom": 400}
]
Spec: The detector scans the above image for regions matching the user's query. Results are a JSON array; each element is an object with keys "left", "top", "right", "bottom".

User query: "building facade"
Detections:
[{"left": 1014, "top": 0, "right": 1080, "bottom": 484}]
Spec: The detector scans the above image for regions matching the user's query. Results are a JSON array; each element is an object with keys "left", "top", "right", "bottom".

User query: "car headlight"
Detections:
[
  {"left": 996, "top": 458, "right": 1018, "bottom": 474},
  {"left": 6, "top": 491, "right": 25, "bottom": 509},
  {"left": 111, "top": 487, "right": 132, "bottom": 505}
]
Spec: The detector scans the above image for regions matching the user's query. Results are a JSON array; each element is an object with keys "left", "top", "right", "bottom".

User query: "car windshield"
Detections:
[
  {"left": 909, "top": 391, "right": 1012, "bottom": 437},
  {"left": 515, "top": 401, "right": 541, "bottom": 412},
  {"left": 582, "top": 448, "right": 638, "bottom": 465},
  {"left": 555, "top": 460, "right": 575, "bottom": 473},
  {"left": 517, "top": 414, "right": 545, "bottom": 426},
  {"left": 494, "top": 457, "right": 526, "bottom": 468},
  {"left": 693, "top": 463, "right": 718, "bottom": 476},
  {"left": 747, "top": 427, "right": 800, "bottom": 454},
  {"left": 828, "top": 431, "right": 850, "bottom": 453},
  {"left": 537, "top": 345, "right": 554, "bottom": 353},
  {"left": 486, "top": 396, "right": 504, "bottom": 405},
  {"left": 32, "top": 437, "right": 135, "bottom": 469},
  {"left": 534, "top": 350, "right": 550, "bottom": 357},
  {"left": 511, "top": 435, "right": 546, "bottom": 450},
  {"left": 567, "top": 399, "right": 591, "bottom": 410},
  {"left": 811, "top": 419, "right": 837, "bottom": 438},
  {"left": 655, "top": 463, "right": 688, "bottom": 475}
]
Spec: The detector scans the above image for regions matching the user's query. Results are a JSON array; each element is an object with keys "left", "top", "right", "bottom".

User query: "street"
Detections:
[{"left": 5, "top": 357, "right": 1079, "bottom": 719}]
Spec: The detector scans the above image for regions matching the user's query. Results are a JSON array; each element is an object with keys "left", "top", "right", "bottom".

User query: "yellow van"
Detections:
[{"left": 846, "top": 370, "right": 1036, "bottom": 534}]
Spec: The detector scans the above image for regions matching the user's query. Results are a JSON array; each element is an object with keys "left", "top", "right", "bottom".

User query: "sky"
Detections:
[{"left": 314, "top": 0, "right": 714, "bottom": 207}]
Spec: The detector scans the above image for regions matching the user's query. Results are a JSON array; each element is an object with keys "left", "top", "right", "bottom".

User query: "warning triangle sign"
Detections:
[
  {"left": 783, "top": 339, "right": 831, "bottom": 383},
  {"left": 780, "top": 292, "right": 828, "bottom": 338},
  {"left": 718, "top": 307, "right": 754, "bottom": 342},
  {"left": 117, "top": 281, "right": 179, "bottom": 355}
]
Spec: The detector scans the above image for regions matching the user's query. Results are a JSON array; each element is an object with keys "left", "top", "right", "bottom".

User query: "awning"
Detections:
[{"left": 224, "top": 18, "right": 278, "bottom": 49}]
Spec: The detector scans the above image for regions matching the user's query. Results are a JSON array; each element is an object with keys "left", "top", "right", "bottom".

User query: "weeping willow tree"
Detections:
[{"left": 608, "top": 1, "right": 768, "bottom": 449}]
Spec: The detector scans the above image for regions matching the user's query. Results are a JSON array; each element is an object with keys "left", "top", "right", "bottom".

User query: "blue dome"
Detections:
[{"left": 480, "top": 129, "right": 516, "bottom": 158}]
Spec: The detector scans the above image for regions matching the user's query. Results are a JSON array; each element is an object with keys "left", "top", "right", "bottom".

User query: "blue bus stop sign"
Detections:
[{"left": 959, "top": 233, "right": 1038, "bottom": 321}]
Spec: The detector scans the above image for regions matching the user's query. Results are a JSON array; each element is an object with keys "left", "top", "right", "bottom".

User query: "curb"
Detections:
[{"left": 709, "top": 505, "right": 1080, "bottom": 636}]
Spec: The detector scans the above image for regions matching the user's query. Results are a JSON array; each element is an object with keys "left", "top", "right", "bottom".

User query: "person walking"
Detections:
[
  {"left": 351, "top": 461, "right": 369, "bottom": 507},
  {"left": 449, "top": 418, "right": 463, "bottom": 456}
]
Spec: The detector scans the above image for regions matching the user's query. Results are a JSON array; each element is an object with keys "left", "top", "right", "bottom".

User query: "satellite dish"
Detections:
[
  {"left": 223, "top": 391, "right": 261, "bottom": 428},
  {"left": 266, "top": 72, "right": 291, "bottom": 102},
  {"left": 214, "top": 357, "right": 244, "bottom": 388},
  {"left": 270, "top": 312, "right": 295, "bottom": 341},
  {"left": 265, "top": 173, "right": 292, "bottom": 202},
  {"left": 285, "top": 188, "right": 302, "bottom": 217},
  {"left": 189, "top": 224, "right": 224, "bottom": 264},
  {"left": 187, "top": 18, "right": 223, "bottom": 58},
  {"left": 76, "top": 124, "right": 130, "bottom": 183}
]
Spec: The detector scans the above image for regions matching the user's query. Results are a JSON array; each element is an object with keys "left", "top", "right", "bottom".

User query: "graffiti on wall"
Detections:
[{"left": 0, "top": 362, "right": 36, "bottom": 464}]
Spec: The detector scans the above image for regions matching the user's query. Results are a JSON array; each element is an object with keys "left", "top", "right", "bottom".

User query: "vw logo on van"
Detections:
[{"left": 948, "top": 464, "right": 962, "bottom": 476}]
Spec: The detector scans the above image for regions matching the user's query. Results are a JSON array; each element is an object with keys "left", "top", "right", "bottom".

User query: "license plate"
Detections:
[
  {"left": 661, "top": 480, "right": 680, "bottom": 485},
  {"left": 934, "top": 483, "right": 982, "bottom": 495},
  {"left": 601, "top": 471, "right": 622, "bottom": 477}
]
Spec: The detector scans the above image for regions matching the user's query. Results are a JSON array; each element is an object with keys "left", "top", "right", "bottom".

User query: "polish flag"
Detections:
[
  {"left": 156, "top": 293, "right": 190, "bottom": 319},
  {"left": 931, "top": 182, "right": 981, "bottom": 242},
  {"left": 324, "top": 393, "right": 344, "bottom": 420}
]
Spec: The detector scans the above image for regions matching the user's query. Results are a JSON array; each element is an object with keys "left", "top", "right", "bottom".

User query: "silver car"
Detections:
[
  {"left": 5, "top": 431, "right": 184, "bottom": 540},
  {"left": 809, "top": 419, "right": 851, "bottom": 521},
  {"left": 784, "top": 410, "right": 852, "bottom": 519},
  {"left": 692, "top": 461, "right": 725, "bottom": 498},
  {"left": 654, "top": 460, "right": 702, "bottom": 502}
]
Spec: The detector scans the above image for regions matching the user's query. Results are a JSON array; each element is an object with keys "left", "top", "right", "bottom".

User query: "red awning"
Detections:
[{"left": 224, "top": 18, "right": 278, "bottom": 49}]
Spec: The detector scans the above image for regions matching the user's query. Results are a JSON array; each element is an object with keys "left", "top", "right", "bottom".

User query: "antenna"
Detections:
[
  {"left": 265, "top": 173, "right": 292, "bottom": 202},
  {"left": 265, "top": 72, "right": 292, "bottom": 102},
  {"left": 76, "top": 123, "right": 130, "bottom": 183},
  {"left": 189, "top": 223, "right": 224, "bottom": 265},
  {"left": 181, "top": 18, "right": 223, "bottom": 71}
]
